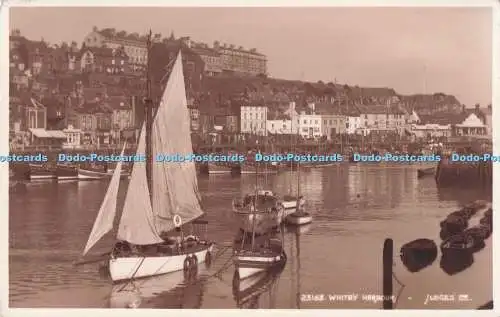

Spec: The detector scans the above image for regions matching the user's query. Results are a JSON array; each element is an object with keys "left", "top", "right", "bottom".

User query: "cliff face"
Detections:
[
  {"left": 399, "top": 93, "right": 463, "bottom": 114},
  {"left": 199, "top": 76, "right": 462, "bottom": 115}
]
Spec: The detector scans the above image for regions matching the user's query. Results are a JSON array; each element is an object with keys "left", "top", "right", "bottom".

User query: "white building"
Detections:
[
  {"left": 240, "top": 105, "right": 268, "bottom": 136},
  {"left": 298, "top": 103, "right": 322, "bottom": 139},
  {"left": 62, "top": 125, "right": 82, "bottom": 149}
]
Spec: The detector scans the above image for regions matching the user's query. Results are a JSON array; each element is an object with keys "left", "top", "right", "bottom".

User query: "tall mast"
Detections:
[{"left": 145, "top": 30, "right": 154, "bottom": 204}]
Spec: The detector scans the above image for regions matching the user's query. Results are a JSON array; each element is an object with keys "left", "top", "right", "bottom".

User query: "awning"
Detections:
[
  {"left": 47, "top": 130, "right": 66, "bottom": 139},
  {"left": 29, "top": 128, "right": 66, "bottom": 139},
  {"left": 29, "top": 128, "right": 51, "bottom": 138}
]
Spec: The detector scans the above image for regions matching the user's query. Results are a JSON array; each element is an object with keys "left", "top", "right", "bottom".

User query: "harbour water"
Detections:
[{"left": 9, "top": 164, "right": 492, "bottom": 309}]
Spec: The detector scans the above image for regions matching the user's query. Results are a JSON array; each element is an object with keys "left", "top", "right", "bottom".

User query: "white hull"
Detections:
[
  {"left": 30, "top": 175, "right": 55, "bottom": 180},
  {"left": 109, "top": 244, "right": 214, "bottom": 282},
  {"left": 57, "top": 175, "right": 78, "bottom": 180},
  {"left": 286, "top": 214, "right": 313, "bottom": 225},
  {"left": 235, "top": 254, "right": 284, "bottom": 280},
  {"left": 208, "top": 170, "right": 231, "bottom": 174},
  {"left": 78, "top": 171, "right": 108, "bottom": 180}
]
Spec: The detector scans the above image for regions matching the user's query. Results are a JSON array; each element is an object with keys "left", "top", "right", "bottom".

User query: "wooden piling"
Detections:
[{"left": 383, "top": 238, "right": 393, "bottom": 309}]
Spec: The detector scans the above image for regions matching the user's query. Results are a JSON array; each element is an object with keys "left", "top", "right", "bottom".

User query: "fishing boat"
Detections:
[
  {"left": 28, "top": 163, "right": 56, "bottom": 180},
  {"left": 233, "top": 230, "right": 287, "bottom": 280},
  {"left": 232, "top": 189, "right": 285, "bottom": 234},
  {"left": 78, "top": 39, "right": 214, "bottom": 282},
  {"left": 417, "top": 167, "right": 435, "bottom": 179},
  {"left": 56, "top": 164, "right": 78, "bottom": 180},
  {"left": 78, "top": 165, "right": 131, "bottom": 180},
  {"left": 207, "top": 162, "right": 233, "bottom": 174}
]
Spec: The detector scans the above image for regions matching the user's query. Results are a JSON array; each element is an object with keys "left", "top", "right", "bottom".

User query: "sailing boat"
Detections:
[
  {"left": 233, "top": 225, "right": 287, "bottom": 280},
  {"left": 285, "top": 160, "right": 312, "bottom": 225},
  {"left": 282, "top": 129, "right": 306, "bottom": 212},
  {"left": 80, "top": 35, "right": 214, "bottom": 282}
]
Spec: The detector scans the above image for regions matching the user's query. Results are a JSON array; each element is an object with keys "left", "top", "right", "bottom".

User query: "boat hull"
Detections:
[
  {"left": 56, "top": 165, "right": 78, "bottom": 180},
  {"left": 29, "top": 165, "right": 56, "bottom": 180},
  {"left": 109, "top": 244, "right": 214, "bottom": 282},
  {"left": 285, "top": 213, "right": 313, "bottom": 225},
  {"left": 78, "top": 168, "right": 130, "bottom": 180},
  {"left": 234, "top": 253, "right": 285, "bottom": 280},
  {"left": 234, "top": 210, "right": 284, "bottom": 234},
  {"left": 207, "top": 162, "right": 233, "bottom": 174}
]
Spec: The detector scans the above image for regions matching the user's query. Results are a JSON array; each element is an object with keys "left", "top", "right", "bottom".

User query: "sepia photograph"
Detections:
[{"left": 7, "top": 4, "right": 494, "bottom": 310}]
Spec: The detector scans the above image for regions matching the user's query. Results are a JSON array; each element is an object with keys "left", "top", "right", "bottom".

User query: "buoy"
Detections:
[{"left": 174, "top": 214, "right": 182, "bottom": 228}]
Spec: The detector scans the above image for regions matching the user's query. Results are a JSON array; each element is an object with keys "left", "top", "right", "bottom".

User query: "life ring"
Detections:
[
  {"left": 183, "top": 256, "right": 191, "bottom": 272},
  {"left": 173, "top": 214, "right": 182, "bottom": 228}
]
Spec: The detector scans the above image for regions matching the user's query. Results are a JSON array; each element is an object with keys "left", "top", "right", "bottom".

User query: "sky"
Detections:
[{"left": 9, "top": 6, "right": 493, "bottom": 106}]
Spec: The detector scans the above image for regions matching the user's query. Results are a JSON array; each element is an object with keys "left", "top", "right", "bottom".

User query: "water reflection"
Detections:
[{"left": 109, "top": 266, "right": 207, "bottom": 308}]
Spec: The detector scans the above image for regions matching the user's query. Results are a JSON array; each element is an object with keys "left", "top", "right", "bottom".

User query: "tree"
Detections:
[{"left": 116, "top": 30, "right": 127, "bottom": 38}]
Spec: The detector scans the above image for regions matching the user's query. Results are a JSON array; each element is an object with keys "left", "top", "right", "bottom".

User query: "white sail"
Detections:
[
  {"left": 117, "top": 123, "right": 164, "bottom": 245},
  {"left": 83, "top": 143, "right": 127, "bottom": 255},
  {"left": 152, "top": 51, "right": 203, "bottom": 233}
]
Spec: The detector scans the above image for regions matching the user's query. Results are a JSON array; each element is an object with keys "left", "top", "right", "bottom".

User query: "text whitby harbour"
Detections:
[{"left": 8, "top": 6, "right": 493, "bottom": 311}]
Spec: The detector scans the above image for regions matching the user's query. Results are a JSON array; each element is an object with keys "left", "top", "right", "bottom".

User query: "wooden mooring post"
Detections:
[{"left": 383, "top": 238, "right": 393, "bottom": 309}]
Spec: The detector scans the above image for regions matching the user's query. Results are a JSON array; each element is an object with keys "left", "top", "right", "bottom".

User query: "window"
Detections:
[
  {"left": 120, "top": 60, "right": 124, "bottom": 65},
  {"left": 303, "top": 120, "right": 307, "bottom": 124},
  {"left": 315, "top": 120, "right": 318, "bottom": 124},
  {"left": 112, "top": 59, "right": 115, "bottom": 65}
]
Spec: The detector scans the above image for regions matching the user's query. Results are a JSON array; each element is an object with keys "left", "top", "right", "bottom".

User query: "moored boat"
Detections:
[
  {"left": 232, "top": 190, "right": 285, "bottom": 234},
  {"left": 56, "top": 164, "right": 78, "bottom": 180},
  {"left": 77, "top": 45, "right": 215, "bottom": 283},
  {"left": 78, "top": 167, "right": 130, "bottom": 180},
  {"left": 28, "top": 164, "right": 56, "bottom": 180},
  {"left": 233, "top": 234, "right": 286, "bottom": 280},
  {"left": 207, "top": 162, "right": 234, "bottom": 174}
]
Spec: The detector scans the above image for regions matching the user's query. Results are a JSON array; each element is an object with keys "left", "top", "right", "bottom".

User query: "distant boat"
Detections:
[
  {"left": 207, "top": 162, "right": 233, "bottom": 174},
  {"left": 78, "top": 166, "right": 130, "bottom": 180},
  {"left": 56, "top": 164, "right": 78, "bottom": 180},
  {"left": 28, "top": 164, "right": 56, "bottom": 180},
  {"left": 78, "top": 45, "right": 214, "bottom": 282},
  {"left": 417, "top": 167, "right": 435, "bottom": 178}
]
